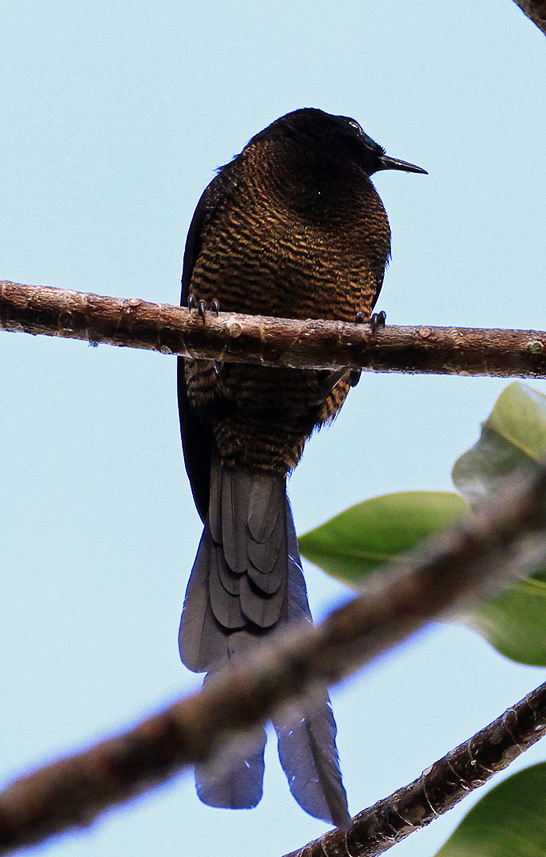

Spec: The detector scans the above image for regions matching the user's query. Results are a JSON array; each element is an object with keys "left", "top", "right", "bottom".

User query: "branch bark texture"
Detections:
[
  {"left": 2, "top": 466, "right": 546, "bottom": 853},
  {"left": 2, "top": 280, "right": 546, "bottom": 378},
  {"left": 512, "top": 0, "right": 546, "bottom": 34},
  {"left": 285, "top": 680, "right": 546, "bottom": 857}
]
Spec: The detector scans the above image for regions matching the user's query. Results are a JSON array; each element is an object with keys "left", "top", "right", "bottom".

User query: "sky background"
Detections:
[{"left": 2, "top": 2, "right": 546, "bottom": 855}]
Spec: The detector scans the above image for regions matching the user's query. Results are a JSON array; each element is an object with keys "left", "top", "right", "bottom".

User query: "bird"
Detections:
[{"left": 177, "top": 107, "right": 426, "bottom": 827}]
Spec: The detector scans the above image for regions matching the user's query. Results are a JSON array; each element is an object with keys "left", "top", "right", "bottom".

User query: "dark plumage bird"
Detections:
[{"left": 177, "top": 108, "right": 426, "bottom": 827}]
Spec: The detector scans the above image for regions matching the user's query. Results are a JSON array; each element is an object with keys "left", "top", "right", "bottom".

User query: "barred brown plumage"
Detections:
[{"left": 177, "top": 107, "right": 426, "bottom": 826}]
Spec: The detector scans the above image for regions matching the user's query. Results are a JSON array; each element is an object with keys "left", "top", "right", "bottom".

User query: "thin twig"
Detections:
[
  {"left": 285, "top": 680, "right": 546, "bottom": 857},
  {"left": 2, "top": 466, "right": 546, "bottom": 854},
  {"left": 2, "top": 280, "right": 546, "bottom": 377}
]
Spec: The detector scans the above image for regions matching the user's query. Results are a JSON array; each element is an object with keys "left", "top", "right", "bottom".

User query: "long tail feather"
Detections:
[
  {"left": 195, "top": 671, "right": 267, "bottom": 809},
  {"left": 273, "top": 507, "right": 351, "bottom": 829},
  {"left": 179, "top": 461, "right": 349, "bottom": 824},
  {"left": 275, "top": 705, "right": 351, "bottom": 829}
]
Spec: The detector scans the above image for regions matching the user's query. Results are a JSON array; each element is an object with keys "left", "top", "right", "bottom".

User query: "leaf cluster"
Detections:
[{"left": 300, "top": 382, "right": 546, "bottom": 854}]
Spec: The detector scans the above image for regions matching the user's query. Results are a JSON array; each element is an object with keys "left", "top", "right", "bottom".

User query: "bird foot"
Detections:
[
  {"left": 370, "top": 310, "right": 387, "bottom": 333},
  {"left": 349, "top": 368, "right": 361, "bottom": 388},
  {"left": 349, "top": 309, "right": 386, "bottom": 387},
  {"left": 188, "top": 294, "right": 220, "bottom": 321},
  {"left": 354, "top": 309, "right": 387, "bottom": 333}
]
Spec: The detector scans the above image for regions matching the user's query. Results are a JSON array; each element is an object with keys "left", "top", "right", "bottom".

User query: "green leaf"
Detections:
[
  {"left": 466, "top": 578, "right": 546, "bottom": 666},
  {"left": 452, "top": 382, "right": 546, "bottom": 666},
  {"left": 299, "top": 491, "right": 469, "bottom": 586},
  {"left": 300, "top": 382, "right": 546, "bottom": 665},
  {"left": 435, "top": 763, "right": 546, "bottom": 857},
  {"left": 452, "top": 382, "right": 546, "bottom": 505}
]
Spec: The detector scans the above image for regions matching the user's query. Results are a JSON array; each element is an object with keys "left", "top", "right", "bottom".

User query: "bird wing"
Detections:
[{"left": 178, "top": 162, "right": 239, "bottom": 521}]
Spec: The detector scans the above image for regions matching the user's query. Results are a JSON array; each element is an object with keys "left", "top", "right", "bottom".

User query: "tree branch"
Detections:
[
  {"left": 512, "top": 0, "right": 546, "bottom": 34},
  {"left": 2, "top": 465, "right": 546, "bottom": 854},
  {"left": 285, "top": 679, "right": 546, "bottom": 857},
  {"left": 2, "top": 280, "right": 546, "bottom": 377}
]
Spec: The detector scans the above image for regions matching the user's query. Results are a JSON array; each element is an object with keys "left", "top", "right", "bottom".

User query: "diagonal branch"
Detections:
[
  {"left": 2, "top": 280, "right": 546, "bottom": 378},
  {"left": 284, "top": 679, "right": 546, "bottom": 857},
  {"left": 2, "top": 465, "right": 546, "bottom": 854},
  {"left": 512, "top": 0, "right": 546, "bottom": 34}
]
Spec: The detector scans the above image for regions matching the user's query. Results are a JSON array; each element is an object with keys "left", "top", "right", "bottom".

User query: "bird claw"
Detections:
[
  {"left": 349, "top": 369, "right": 361, "bottom": 388},
  {"left": 354, "top": 309, "right": 386, "bottom": 333},
  {"left": 188, "top": 294, "right": 220, "bottom": 321},
  {"left": 370, "top": 310, "right": 387, "bottom": 333},
  {"left": 349, "top": 309, "right": 385, "bottom": 386}
]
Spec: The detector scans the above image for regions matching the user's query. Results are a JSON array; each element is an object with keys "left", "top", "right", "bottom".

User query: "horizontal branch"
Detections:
[
  {"left": 2, "top": 465, "right": 546, "bottom": 854},
  {"left": 2, "top": 280, "right": 546, "bottom": 377},
  {"left": 285, "top": 679, "right": 546, "bottom": 857}
]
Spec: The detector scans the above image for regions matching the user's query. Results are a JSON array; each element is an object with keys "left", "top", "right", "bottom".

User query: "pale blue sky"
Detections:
[{"left": 2, "top": 2, "right": 546, "bottom": 855}]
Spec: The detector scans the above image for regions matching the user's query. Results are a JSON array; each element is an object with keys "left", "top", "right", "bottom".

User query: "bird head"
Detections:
[{"left": 247, "top": 107, "right": 427, "bottom": 179}]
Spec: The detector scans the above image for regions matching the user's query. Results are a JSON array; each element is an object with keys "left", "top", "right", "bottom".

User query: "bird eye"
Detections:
[{"left": 348, "top": 119, "right": 363, "bottom": 134}]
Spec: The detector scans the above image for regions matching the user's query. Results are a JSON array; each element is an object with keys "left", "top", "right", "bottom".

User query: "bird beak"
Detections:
[{"left": 377, "top": 154, "right": 428, "bottom": 175}]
